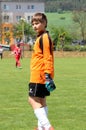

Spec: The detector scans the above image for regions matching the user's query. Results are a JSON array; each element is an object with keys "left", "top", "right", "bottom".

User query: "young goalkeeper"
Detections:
[{"left": 28, "top": 13, "right": 56, "bottom": 130}]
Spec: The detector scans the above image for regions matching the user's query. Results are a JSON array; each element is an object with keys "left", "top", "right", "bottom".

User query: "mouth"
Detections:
[{"left": 35, "top": 29, "right": 39, "bottom": 33}]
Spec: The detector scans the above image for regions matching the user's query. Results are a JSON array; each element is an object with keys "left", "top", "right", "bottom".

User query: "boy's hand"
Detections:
[{"left": 45, "top": 73, "right": 56, "bottom": 92}]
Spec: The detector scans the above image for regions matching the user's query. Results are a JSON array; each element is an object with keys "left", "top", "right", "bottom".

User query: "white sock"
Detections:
[
  {"left": 44, "top": 106, "right": 48, "bottom": 115},
  {"left": 38, "top": 106, "right": 48, "bottom": 130},
  {"left": 38, "top": 121, "right": 43, "bottom": 130},
  {"left": 34, "top": 107, "right": 51, "bottom": 129}
]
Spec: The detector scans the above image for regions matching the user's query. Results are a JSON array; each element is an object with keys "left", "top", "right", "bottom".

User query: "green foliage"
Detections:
[
  {"left": 49, "top": 25, "right": 72, "bottom": 50},
  {"left": 79, "top": 45, "right": 86, "bottom": 51},
  {"left": 13, "top": 21, "right": 35, "bottom": 42},
  {"left": 49, "top": 26, "right": 59, "bottom": 50},
  {"left": 63, "top": 45, "right": 80, "bottom": 51},
  {"left": 72, "top": 10, "right": 86, "bottom": 40},
  {"left": 60, "top": 17, "right": 66, "bottom": 20},
  {"left": 57, "top": 44, "right": 86, "bottom": 51}
]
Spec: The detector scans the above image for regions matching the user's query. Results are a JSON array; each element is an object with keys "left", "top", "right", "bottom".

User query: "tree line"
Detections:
[{"left": 44, "top": 0, "right": 86, "bottom": 12}]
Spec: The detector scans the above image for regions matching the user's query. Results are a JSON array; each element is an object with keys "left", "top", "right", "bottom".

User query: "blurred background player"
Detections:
[
  {"left": 11, "top": 43, "right": 22, "bottom": 68},
  {"left": 0, "top": 45, "right": 3, "bottom": 59}
]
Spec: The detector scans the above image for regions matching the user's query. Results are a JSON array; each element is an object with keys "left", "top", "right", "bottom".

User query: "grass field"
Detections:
[
  {"left": 46, "top": 12, "right": 74, "bottom": 30},
  {"left": 0, "top": 57, "right": 86, "bottom": 130}
]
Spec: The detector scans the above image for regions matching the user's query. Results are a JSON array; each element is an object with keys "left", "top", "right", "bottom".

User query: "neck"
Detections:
[{"left": 37, "top": 30, "right": 48, "bottom": 37}]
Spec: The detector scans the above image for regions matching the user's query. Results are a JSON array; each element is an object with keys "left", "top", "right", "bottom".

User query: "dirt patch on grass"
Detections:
[
  {"left": 3, "top": 51, "right": 86, "bottom": 58},
  {"left": 54, "top": 51, "right": 86, "bottom": 58}
]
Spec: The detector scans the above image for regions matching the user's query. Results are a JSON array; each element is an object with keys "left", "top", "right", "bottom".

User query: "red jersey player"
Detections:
[{"left": 12, "top": 44, "right": 22, "bottom": 68}]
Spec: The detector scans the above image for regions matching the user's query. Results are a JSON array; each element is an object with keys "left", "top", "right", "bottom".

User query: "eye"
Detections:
[
  {"left": 32, "top": 23, "right": 34, "bottom": 26},
  {"left": 32, "top": 22, "right": 38, "bottom": 26},
  {"left": 35, "top": 22, "right": 39, "bottom": 25}
]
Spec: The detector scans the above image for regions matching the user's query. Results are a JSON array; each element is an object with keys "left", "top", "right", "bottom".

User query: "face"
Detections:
[{"left": 32, "top": 21, "right": 46, "bottom": 34}]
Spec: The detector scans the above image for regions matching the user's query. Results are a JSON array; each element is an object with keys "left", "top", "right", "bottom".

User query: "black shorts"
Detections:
[{"left": 28, "top": 83, "right": 50, "bottom": 98}]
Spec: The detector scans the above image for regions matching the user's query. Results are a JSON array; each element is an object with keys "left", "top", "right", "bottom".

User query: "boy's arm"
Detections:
[
  {"left": 42, "top": 33, "right": 56, "bottom": 91},
  {"left": 43, "top": 34, "right": 54, "bottom": 75}
]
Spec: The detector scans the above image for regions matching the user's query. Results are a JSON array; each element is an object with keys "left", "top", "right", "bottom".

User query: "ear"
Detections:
[{"left": 44, "top": 21, "right": 47, "bottom": 28}]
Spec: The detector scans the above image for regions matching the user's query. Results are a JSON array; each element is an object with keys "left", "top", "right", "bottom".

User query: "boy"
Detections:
[
  {"left": 0, "top": 45, "right": 3, "bottom": 59},
  {"left": 28, "top": 13, "right": 55, "bottom": 130},
  {"left": 11, "top": 43, "right": 22, "bottom": 68}
]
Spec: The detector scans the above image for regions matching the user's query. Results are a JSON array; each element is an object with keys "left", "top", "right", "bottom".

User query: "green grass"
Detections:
[
  {"left": 46, "top": 12, "right": 81, "bottom": 38},
  {"left": 46, "top": 12, "right": 74, "bottom": 29},
  {"left": 0, "top": 57, "right": 86, "bottom": 130}
]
